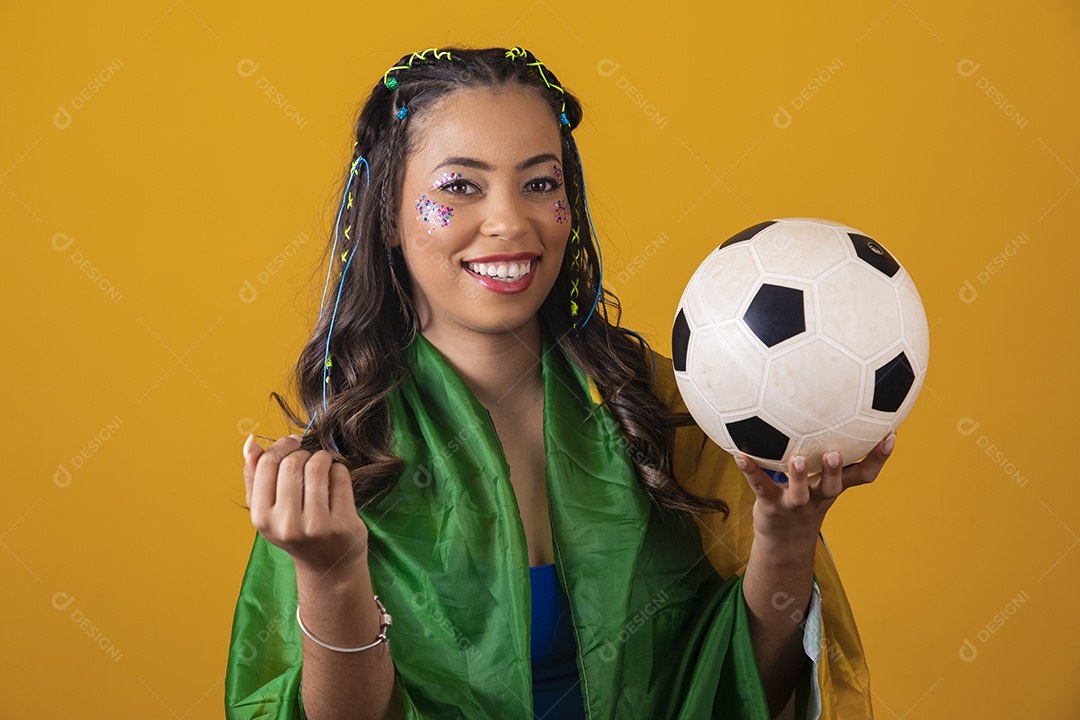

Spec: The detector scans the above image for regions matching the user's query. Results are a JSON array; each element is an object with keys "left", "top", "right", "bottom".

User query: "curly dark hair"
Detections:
[{"left": 271, "top": 46, "right": 729, "bottom": 520}]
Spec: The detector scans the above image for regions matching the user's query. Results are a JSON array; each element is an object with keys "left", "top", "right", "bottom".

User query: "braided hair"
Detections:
[{"left": 271, "top": 46, "right": 730, "bottom": 520}]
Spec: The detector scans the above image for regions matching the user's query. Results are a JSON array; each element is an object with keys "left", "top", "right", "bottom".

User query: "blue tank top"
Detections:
[{"left": 530, "top": 563, "right": 586, "bottom": 718}]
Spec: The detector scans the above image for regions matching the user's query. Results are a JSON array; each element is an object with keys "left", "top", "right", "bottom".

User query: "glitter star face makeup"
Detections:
[
  {"left": 552, "top": 164, "right": 563, "bottom": 182},
  {"left": 553, "top": 199, "right": 570, "bottom": 224},
  {"left": 416, "top": 194, "right": 454, "bottom": 233},
  {"left": 431, "top": 172, "right": 462, "bottom": 189}
]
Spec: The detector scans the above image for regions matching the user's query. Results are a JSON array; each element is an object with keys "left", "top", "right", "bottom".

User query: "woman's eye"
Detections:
[
  {"left": 440, "top": 180, "right": 475, "bottom": 195},
  {"left": 526, "top": 177, "right": 561, "bottom": 193}
]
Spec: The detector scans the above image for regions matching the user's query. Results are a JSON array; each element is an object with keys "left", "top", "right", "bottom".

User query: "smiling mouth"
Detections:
[{"left": 461, "top": 258, "right": 537, "bottom": 281}]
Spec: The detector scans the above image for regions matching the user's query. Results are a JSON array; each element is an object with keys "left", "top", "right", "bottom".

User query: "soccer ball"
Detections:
[{"left": 671, "top": 218, "right": 929, "bottom": 473}]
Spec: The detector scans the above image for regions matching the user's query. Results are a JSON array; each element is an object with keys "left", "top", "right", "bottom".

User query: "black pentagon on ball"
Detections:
[
  {"left": 726, "top": 416, "right": 790, "bottom": 461},
  {"left": 872, "top": 351, "right": 915, "bottom": 412},
  {"left": 743, "top": 283, "right": 806, "bottom": 347},
  {"left": 672, "top": 308, "right": 690, "bottom": 372},
  {"left": 719, "top": 220, "right": 777, "bottom": 249},
  {"left": 849, "top": 233, "right": 900, "bottom": 278}
]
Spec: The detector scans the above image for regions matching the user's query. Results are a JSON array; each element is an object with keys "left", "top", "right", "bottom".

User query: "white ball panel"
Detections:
[
  {"left": 819, "top": 262, "right": 902, "bottom": 359},
  {"left": 792, "top": 429, "right": 879, "bottom": 474},
  {"left": 838, "top": 416, "right": 894, "bottom": 442},
  {"left": 689, "top": 245, "right": 761, "bottom": 325},
  {"left": 898, "top": 276, "right": 930, "bottom": 372},
  {"left": 674, "top": 366, "right": 733, "bottom": 452},
  {"left": 751, "top": 223, "right": 850, "bottom": 280},
  {"left": 764, "top": 339, "right": 863, "bottom": 434},
  {"left": 689, "top": 322, "right": 767, "bottom": 414},
  {"left": 747, "top": 456, "right": 789, "bottom": 473}
]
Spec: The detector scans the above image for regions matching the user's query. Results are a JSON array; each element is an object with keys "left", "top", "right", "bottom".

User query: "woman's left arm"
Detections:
[{"left": 738, "top": 434, "right": 896, "bottom": 718}]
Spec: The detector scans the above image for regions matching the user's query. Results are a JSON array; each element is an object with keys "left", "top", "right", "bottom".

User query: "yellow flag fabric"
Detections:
[{"left": 644, "top": 350, "right": 875, "bottom": 718}]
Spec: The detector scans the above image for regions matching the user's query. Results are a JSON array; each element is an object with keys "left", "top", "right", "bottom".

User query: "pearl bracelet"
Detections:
[{"left": 296, "top": 595, "right": 392, "bottom": 653}]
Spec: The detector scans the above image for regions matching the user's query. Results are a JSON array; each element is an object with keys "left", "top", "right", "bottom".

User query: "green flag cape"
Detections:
[{"left": 226, "top": 327, "right": 822, "bottom": 719}]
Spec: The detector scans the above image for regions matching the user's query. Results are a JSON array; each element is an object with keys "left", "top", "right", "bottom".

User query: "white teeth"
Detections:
[{"left": 464, "top": 259, "right": 534, "bottom": 281}]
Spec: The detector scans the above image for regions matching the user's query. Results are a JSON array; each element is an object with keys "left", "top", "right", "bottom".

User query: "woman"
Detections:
[{"left": 225, "top": 46, "right": 886, "bottom": 719}]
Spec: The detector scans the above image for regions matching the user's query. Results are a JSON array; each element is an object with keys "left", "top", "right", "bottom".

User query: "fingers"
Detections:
[
  {"left": 739, "top": 445, "right": 862, "bottom": 510},
  {"left": 242, "top": 434, "right": 263, "bottom": 508},
  {"left": 735, "top": 454, "right": 784, "bottom": 503},
  {"left": 250, "top": 435, "right": 304, "bottom": 522},
  {"left": 842, "top": 433, "right": 896, "bottom": 490},
  {"left": 276, "top": 446, "right": 311, "bottom": 525},
  {"left": 303, "top": 450, "right": 333, "bottom": 518},
  {"left": 329, "top": 461, "right": 356, "bottom": 517},
  {"left": 818, "top": 450, "right": 844, "bottom": 499}
]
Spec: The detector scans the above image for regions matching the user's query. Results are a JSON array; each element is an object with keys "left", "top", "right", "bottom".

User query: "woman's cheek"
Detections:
[
  {"left": 415, "top": 193, "right": 454, "bottom": 235},
  {"left": 553, "top": 199, "right": 570, "bottom": 225}
]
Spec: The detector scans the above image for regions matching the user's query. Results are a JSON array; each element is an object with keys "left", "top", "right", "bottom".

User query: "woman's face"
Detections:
[{"left": 394, "top": 84, "right": 570, "bottom": 339}]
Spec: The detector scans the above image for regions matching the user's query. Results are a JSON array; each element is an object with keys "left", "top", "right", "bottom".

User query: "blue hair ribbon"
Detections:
[{"left": 301, "top": 153, "right": 371, "bottom": 447}]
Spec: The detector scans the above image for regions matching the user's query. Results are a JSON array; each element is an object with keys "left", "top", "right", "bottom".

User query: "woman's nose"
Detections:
[{"left": 479, "top": 191, "right": 530, "bottom": 242}]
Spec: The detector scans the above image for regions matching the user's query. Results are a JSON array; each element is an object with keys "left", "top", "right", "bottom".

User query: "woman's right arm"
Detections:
[
  {"left": 294, "top": 551, "right": 402, "bottom": 720},
  {"left": 244, "top": 434, "right": 404, "bottom": 720}
]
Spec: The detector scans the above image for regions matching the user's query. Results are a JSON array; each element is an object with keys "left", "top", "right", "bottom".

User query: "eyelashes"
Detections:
[
  {"left": 432, "top": 174, "right": 563, "bottom": 197},
  {"left": 525, "top": 176, "right": 563, "bottom": 194}
]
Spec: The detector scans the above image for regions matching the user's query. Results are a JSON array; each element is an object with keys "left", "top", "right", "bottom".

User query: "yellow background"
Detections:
[{"left": 4, "top": 1, "right": 1077, "bottom": 717}]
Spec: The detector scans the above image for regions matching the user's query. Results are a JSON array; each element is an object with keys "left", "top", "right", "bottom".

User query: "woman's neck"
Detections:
[{"left": 418, "top": 318, "right": 545, "bottom": 413}]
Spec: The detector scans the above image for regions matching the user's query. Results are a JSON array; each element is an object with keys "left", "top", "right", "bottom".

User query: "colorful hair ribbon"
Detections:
[
  {"left": 300, "top": 149, "right": 371, "bottom": 442},
  {"left": 383, "top": 47, "right": 453, "bottom": 89}
]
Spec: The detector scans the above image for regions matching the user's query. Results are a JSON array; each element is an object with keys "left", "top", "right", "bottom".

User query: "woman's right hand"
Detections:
[{"left": 242, "top": 434, "right": 370, "bottom": 578}]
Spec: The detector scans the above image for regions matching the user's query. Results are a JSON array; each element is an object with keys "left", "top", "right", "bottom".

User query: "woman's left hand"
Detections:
[{"left": 736, "top": 433, "right": 896, "bottom": 543}]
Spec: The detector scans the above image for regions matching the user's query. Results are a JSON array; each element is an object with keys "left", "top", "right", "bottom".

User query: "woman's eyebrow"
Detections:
[
  {"left": 432, "top": 152, "right": 560, "bottom": 173},
  {"left": 515, "top": 152, "right": 560, "bottom": 171},
  {"left": 433, "top": 156, "right": 490, "bottom": 172}
]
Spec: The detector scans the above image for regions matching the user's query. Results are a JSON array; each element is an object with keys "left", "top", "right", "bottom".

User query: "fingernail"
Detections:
[
  {"left": 792, "top": 455, "right": 807, "bottom": 473},
  {"left": 883, "top": 434, "right": 896, "bottom": 455},
  {"left": 288, "top": 434, "right": 302, "bottom": 442},
  {"left": 735, "top": 455, "right": 749, "bottom": 471},
  {"left": 243, "top": 433, "right": 253, "bottom": 457},
  {"left": 826, "top": 451, "right": 840, "bottom": 469}
]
